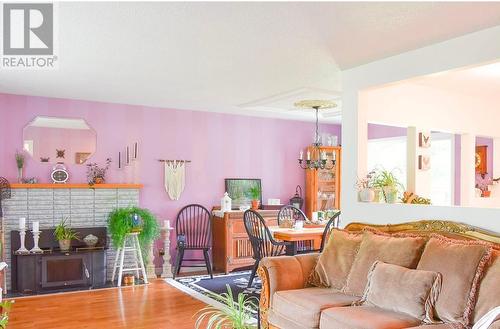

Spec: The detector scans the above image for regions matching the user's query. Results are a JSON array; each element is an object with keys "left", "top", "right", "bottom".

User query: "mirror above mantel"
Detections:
[{"left": 23, "top": 116, "right": 97, "bottom": 165}]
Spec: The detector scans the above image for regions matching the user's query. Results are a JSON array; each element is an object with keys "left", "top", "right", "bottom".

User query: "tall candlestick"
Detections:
[
  {"left": 19, "top": 217, "right": 25, "bottom": 230},
  {"left": 161, "top": 226, "right": 173, "bottom": 278},
  {"left": 16, "top": 229, "right": 29, "bottom": 254},
  {"left": 164, "top": 219, "right": 171, "bottom": 229},
  {"left": 30, "top": 230, "right": 43, "bottom": 253}
]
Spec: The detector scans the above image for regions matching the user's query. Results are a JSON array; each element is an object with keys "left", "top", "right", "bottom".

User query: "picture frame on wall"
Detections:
[
  {"left": 419, "top": 132, "right": 431, "bottom": 148},
  {"left": 224, "top": 178, "right": 262, "bottom": 210}
]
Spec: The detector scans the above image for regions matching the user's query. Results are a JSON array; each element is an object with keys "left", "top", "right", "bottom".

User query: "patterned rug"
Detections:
[{"left": 167, "top": 271, "right": 261, "bottom": 319}]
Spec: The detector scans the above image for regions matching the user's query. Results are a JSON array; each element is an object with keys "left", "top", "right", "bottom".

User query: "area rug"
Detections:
[{"left": 166, "top": 271, "right": 261, "bottom": 320}]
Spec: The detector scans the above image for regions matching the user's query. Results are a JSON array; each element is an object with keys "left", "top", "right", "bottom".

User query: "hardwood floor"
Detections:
[{"left": 7, "top": 279, "right": 207, "bottom": 329}]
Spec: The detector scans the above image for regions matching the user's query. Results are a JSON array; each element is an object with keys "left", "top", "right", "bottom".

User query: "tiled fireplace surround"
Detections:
[{"left": 2, "top": 186, "right": 140, "bottom": 290}]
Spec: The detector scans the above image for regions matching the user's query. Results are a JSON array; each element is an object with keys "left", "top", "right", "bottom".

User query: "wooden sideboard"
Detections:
[{"left": 212, "top": 209, "right": 279, "bottom": 274}]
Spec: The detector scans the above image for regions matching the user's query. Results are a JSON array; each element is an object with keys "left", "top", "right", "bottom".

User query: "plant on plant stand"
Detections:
[
  {"left": 86, "top": 158, "right": 112, "bottom": 185},
  {"left": 15, "top": 150, "right": 25, "bottom": 183},
  {"left": 247, "top": 186, "right": 261, "bottom": 210},
  {"left": 54, "top": 218, "right": 80, "bottom": 252},
  {"left": 195, "top": 284, "right": 258, "bottom": 329},
  {"left": 356, "top": 170, "right": 376, "bottom": 202},
  {"left": 372, "top": 168, "right": 404, "bottom": 204},
  {"left": 107, "top": 206, "right": 160, "bottom": 263}
]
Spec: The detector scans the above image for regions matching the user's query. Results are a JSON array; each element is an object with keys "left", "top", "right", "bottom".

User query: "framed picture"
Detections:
[
  {"left": 419, "top": 132, "right": 431, "bottom": 148},
  {"left": 224, "top": 178, "right": 262, "bottom": 210},
  {"left": 418, "top": 155, "right": 431, "bottom": 170}
]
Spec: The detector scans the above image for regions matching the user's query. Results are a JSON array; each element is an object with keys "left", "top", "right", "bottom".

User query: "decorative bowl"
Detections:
[{"left": 83, "top": 234, "right": 98, "bottom": 247}]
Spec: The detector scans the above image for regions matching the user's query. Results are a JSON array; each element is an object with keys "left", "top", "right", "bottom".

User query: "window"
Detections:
[{"left": 367, "top": 136, "right": 407, "bottom": 187}]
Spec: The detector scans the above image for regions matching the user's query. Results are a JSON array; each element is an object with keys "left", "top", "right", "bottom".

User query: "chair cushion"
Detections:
[
  {"left": 308, "top": 229, "right": 363, "bottom": 290},
  {"left": 358, "top": 261, "right": 442, "bottom": 323},
  {"left": 319, "top": 306, "right": 421, "bottom": 329},
  {"left": 416, "top": 235, "right": 492, "bottom": 327},
  {"left": 343, "top": 230, "right": 427, "bottom": 296},
  {"left": 473, "top": 250, "right": 500, "bottom": 324},
  {"left": 271, "top": 287, "right": 359, "bottom": 328}
]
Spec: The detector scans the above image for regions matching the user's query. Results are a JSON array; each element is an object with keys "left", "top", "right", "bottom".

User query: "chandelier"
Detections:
[{"left": 295, "top": 100, "right": 337, "bottom": 170}]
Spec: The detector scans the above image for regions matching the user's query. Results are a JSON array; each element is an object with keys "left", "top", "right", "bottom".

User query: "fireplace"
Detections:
[{"left": 11, "top": 227, "right": 107, "bottom": 294}]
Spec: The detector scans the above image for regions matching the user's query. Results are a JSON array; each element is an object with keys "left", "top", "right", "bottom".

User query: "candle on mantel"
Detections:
[
  {"left": 118, "top": 151, "right": 122, "bottom": 169},
  {"left": 134, "top": 142, "right": 138, "bottom": 160},
  {"left": 126, "top": 146, "right": 130, "bottom": 165},
  {"left": 164, "top": 220, "right": 171, "bottom": 229},
  {"left": 32, "top": 221, "right": 39, "bottom": 232},
  {"left": 19, "top": 217, "right": 26, "bottom": 230}
]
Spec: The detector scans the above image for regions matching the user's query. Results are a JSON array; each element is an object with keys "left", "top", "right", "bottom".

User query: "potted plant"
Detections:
[
  {"left": 372, "top": 169, "right": 404, "bottom": 204},
  {"left": 107, "top": 206, "right": 160, "bottom": 261},
  {"left": 247, "top": 186, "right": 261, "bottom": 210},
  {"left": 15, "top": 150, "right": 25, "bottom": 183},
  {"left": 54, "top": 218, "right": 79, "bottom": 251},
  {"left": 356, "top": 170, "right": 376, "bottom": 202},
  {"left": 86, "top": 158, "right": 112, "bottom": 185},
  {"left": 195, "top": 285, "right": 257, "bottom": 329},
  {"left": 0, "top": 300, "right": 14, "bottom": 329}
]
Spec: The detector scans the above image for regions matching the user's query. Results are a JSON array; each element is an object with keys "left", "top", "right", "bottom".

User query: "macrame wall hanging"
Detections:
[{"left": 160, "top": 160, "right": 190, "bottom": 200}]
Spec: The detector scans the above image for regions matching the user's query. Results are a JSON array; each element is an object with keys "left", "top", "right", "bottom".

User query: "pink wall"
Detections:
[{"left": 0, "top": 93, "right": 341, "bottom": 266}]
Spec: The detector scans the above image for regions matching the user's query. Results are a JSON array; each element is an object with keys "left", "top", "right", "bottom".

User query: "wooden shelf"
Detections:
[{"left": 10, "top": 183, "right": 143, "bottom": 189}]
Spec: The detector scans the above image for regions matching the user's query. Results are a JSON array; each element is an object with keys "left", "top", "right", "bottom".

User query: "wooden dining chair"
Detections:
[
  {"left": 319, "top": 211, "right": 341, "bottom": 252},
  {"left": 173, "top": 204, "right": 213, "bottom": 279},
  {"left": 243, "top": 209, "right": 289, "bottom": 288},
  {"left": 277, "top": 205, "right": 313, "bottom": 252}
]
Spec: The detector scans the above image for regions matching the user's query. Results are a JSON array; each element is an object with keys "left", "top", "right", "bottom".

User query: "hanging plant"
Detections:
[{"left": 107, "top": 206, "right": 160, "bottom": 261}]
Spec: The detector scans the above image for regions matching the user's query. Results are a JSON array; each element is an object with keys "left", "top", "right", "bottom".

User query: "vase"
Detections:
[
  {"left": 382, "top": 187, "right": 398, "bottom": 203},
  {"left": 359, "top": 188, "right": 375, "bottom": 202},
  {"left": 59, "top": 239, "right": 71, "bottom": 252},
  {"left": 94, "top": 177, "right": 105, "bottom": 184},
  {"left": 17, "top": 167, "right": 23, "bottom": 183},
  {"left": 251, "top": 200, "right": 260, "bottom": 210}
]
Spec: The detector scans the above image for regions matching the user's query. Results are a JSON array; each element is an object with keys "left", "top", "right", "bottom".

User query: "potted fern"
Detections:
[
  {"left": 247, "top": 186, "right": 261, "bottom": 210},
  {"left": 107, "top": 206, "right": 160, "bottom": 261},
  {"left": 195, "top": 285, "right": 257, "bottom": 329},
  {"left": 372, "top": 168, "right": 404, "bottom": 204},
  {"left": 54, "top": 218, "right": 79, "bottom": 251}
]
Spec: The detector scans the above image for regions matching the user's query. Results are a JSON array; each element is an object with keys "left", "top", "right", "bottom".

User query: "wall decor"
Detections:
[
  {"left": 56, "top": 149, "right": 66, "bottom": 159},
  {"left": 40, "top": 157, "right": 49, "bottom": 163},
  {"left": 475, "top": 145, "right": 487, "bottom": 175},
  {"left": 75, "top": 152, "right": 91, "bottom": 165},
  {"left": 418, "top": 155, "right": 431, "bottom": 170},
  {"left": 418, "top": 132, "right": 431, "bottom": 148},
  {"left": 51, "top": 163, "right": 69, "bottom": 184},
  {"left": 224, "top": 178, "right": 262, "bottom": 209},
  {"left": 162, "top": 160, "right": 188, "bottom": 200}
]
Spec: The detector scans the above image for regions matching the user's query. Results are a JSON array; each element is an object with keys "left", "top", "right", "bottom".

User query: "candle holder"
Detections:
[
  {"left": 30, "top": 230, "right": 43, "bottom": 253},
  {"left": 16, "top": 229, "right": 29, "bottom": 254},
  {"left": 161, "top": 226, "right": 173, "bottom": 278}
]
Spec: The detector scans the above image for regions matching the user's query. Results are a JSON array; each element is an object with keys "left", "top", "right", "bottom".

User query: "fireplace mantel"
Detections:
[{"left": 10, "top": 183, "right": 143, "bottom": 189}]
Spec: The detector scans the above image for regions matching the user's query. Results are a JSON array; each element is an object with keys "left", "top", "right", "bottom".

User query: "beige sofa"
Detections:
[{"left": 258, "top": 220, "right": 500, "bottom": 329}]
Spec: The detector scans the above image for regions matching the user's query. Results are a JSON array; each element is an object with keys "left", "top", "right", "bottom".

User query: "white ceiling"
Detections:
[{"left": 2, "top": 2, "right": 500, "bottom": 122}]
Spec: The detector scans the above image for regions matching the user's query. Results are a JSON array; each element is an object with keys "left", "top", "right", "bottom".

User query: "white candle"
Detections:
[
  {"left": 307, "top": 151, "right": 311, "bottom": 160},
  {"left": 299, "top": 150, "right": 303, "bottom": 160},
  {"left": 321, "top": 151, "right": 326, "bottom": 160},
  {"left": 332, "top": 152, "right": 336, "bottom": 161},
  {"left": 32, "top": 221, "right": 39, "bottom": 232},
  {"left": 19, "top": 217, "right": 26, "bottom": 230},
  {"left": 164, "top": 220, "right": 171, "bottom": 229}
]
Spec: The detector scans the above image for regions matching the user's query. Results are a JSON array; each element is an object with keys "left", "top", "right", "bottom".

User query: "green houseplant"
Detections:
[
  {"left": 0, "top": 300, "right": 14, "bottom": 328},
  {"left": 195, "top": 285, "right": 257, "bottom": 329},
  {"left": 372, "top": 168, "right": 404, "bottom": 203},
  {"left": 54, "top": 218, "right": 79, "bottom": 251},
  {"left": 247, "top": 186, "right": 261, "bottom": 210},
  {"left": 107, "top": 206, "right": 160, "bottom": 261}
]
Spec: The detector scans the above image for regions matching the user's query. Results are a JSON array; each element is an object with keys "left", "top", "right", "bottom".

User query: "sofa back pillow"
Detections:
[
  {"left": 343, "top": 230, "right": 427, "bottom": 296},
  {"left": 416, "top": 235, "right": 492, "bottom": 327},
  {"left": 308, "top": 229, "right": 363, "bottom": 290},
  {"left": 357, "top": 261, "right": 442, "bottom": 323},
  {"left": 473, "top": 249, "right": 500, "bottom": 324}
]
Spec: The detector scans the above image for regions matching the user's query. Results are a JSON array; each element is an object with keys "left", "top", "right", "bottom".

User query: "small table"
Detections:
[{"left": 269, "top": 226, "right": 326, "bottom": 256}]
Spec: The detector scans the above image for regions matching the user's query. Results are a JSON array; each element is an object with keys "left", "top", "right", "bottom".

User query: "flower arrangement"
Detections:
[
  {"left": 15, "top": 150, "right": 24, "bottom": 169},
  {"left": 356, "top": 170, "right": 375, "bottom": 191},
  {"left": 86, "top": 158, "right": 112, "bottom": 185}
]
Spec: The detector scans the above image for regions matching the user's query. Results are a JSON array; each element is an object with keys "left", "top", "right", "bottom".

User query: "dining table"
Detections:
[{"left": 269, "top": 225, "right": 327, "bottom": 256}]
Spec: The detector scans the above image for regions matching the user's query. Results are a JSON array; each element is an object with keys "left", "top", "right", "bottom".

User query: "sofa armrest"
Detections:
[{"left": 257, "top": 253, "right": 319, "bottom": 329}]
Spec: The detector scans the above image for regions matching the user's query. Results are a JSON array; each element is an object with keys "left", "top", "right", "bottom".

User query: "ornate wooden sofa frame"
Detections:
[{"left": 257, "top": 220, "right": 500, "bottom": 329}]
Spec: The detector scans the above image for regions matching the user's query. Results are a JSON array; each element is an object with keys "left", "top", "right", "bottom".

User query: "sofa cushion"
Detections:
[
  {"left": 343, "top": 230, "right": 427, "bottom": 296},
  {"left": 416, "top": 235, "right": 492, "bottom": 327},
  {"left": 268, "top": 309, "right": 312, "bottom": 329},
  {"left": 309, "top": 229, "right": 363, "bottom": 290},
  {"left": 358, "top": 261, "right": 442, "bottom": 323},
  {"left": 271, "top": 287, "right": 359, "bottom": 328},
  {"left": 405, "top": 324, "right": 464, "bottom": 329},
  {"left": 473, "top": 250, "right": 500, "bottom": 324},
  {"left": 319, "top": 306, "right": 421, "bottom": 329}
]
